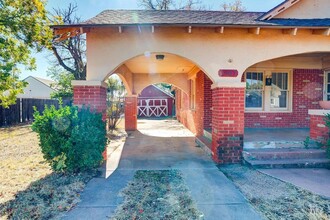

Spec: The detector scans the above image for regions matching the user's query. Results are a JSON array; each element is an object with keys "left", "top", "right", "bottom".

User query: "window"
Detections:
[
  {"left": 246, "top": 72, "right": 263, "bottom": 109},
  {"left": 245, "top": 70, "right": 291, "bottom": 112},
  {"left": 324, "top": 72, "right": 330, "bottom": 101},
  {"left": 190, "top": 79, "right": 196, "bottom": 109},
  {"left": 270, "top": 72, "right": 288, "bottom": 109}
]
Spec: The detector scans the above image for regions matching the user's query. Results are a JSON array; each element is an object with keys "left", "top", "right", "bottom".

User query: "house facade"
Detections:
[
  {"left": 18, "top": 76, "right": 55, "bottom": 99},
  {"left": 52, "top": 0, "right": 330, "bottom": 164}
]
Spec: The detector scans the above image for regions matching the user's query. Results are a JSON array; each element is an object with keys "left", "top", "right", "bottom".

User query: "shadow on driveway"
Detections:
[{"left": 63, "top": 119, "right": 261, "bottom": 220}]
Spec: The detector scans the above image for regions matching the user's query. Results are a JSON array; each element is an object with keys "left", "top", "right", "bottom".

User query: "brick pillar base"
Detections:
[
  {"left": 125, "top": 95, "right": 137, "bottom": 131},
  {"left": 310, "top": 114, "right": 329, "bottom": 145},
  {"left": 212, "top": 87, "right": 245, "bottom": 164},
  {"left": 73, "top": 81, "right": 108, "bottom": 160},
  {"left": 73, "top": 83, "right": 107, "bottom": 118}
]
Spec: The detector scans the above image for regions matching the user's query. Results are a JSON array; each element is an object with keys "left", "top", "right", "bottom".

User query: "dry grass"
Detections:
[
  {"left": 220, "top": 165, "right": 330, "bottom": 220},
  {"left": 111, "top": 170, "right": 203, "bottom": 220},
  {"left": 0, "top": 126, "right": 95, "bottom": 219}
]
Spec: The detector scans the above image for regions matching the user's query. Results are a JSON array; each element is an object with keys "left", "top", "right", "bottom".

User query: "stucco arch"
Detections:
[
  {"left": 243, "top": 51, "right": 330, "bottom": 74},
  {"left": 101, "top": 52, "right": 208, "bottom": 95},
  {"left": 87, "top": 27, "right": 330, "bottom": 86}
]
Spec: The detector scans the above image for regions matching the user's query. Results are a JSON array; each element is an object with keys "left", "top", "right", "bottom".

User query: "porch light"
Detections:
[{"left": 156, "top": 54, "right": 165, "bottom": 60}]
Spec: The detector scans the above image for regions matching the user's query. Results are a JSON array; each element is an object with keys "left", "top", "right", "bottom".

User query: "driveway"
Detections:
[{"left": 63, "top": 119, "right": 261, "bottom": 220}]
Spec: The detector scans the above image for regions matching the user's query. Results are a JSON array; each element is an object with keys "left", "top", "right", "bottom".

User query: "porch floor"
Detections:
[{"left": 244, "top": 128, "right": 310, "bottom": 142}]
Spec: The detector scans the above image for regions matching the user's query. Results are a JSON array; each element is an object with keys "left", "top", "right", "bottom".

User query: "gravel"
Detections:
[{"left": 219, "top": 164, "right": 330, "bottom": 220}]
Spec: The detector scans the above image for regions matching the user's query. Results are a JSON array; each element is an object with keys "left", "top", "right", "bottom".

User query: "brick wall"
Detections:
[
  {"left": 73, "top": 85, "right": 108, "bottom": 159},
  {"left": 125, "top": 96, "right": 138, "bottom": 131},
  {"left": 73, "top": 85, "right": 107, "bottom": 119},
  {"left": 175, "top": 71, "right": 205, "bottom": 136},
  {"left": 310, "top": 114, "right": 329, "bottom": 144},
  {"left": 212, "top": 87, "right": 245, "bottom": 164},
  {"left": 204, "top": 75, "right": 213, "bottom": 129},
  {"left": 245, "top": 69, "right": 323, "bottom": 128}
]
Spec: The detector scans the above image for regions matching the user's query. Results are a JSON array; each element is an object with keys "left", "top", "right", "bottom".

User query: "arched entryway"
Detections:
[{"left": 241, "top": 51, "right": 330, "bottom": 148}]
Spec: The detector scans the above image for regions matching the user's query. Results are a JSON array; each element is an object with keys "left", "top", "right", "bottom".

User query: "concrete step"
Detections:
[
  {"left": 244, "top": 140, "right": 319, "bottom": 149},
  {"left": 203, "top": 129, "right": 212, "bottom": 142},
  {"left": 244, "top": 158, "right": 330, "bottom": 169},
  {"left": 244, "top": 148, "right": 327, "bottom": 160},
  {"left": 195, "top": 135, "right": 212, "bottom": 157}
]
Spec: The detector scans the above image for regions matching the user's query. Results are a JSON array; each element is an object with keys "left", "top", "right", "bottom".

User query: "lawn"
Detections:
[
  {"left": 111, "top": 170, "right": 203, "bottom": 220},
  {"left": 0, "top": 125, "right": 95, "bottom": 219}
]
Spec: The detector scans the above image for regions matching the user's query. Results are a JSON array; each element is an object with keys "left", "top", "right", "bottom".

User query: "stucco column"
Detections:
[
  {"left": 211, "top": 82, "right": 245, "bottom": 164},
  {"left": 125, "top": 95, "right": 138, "bottom": 131}
]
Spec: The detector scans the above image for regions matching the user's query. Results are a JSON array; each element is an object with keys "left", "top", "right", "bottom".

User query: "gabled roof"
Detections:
[
  {"left": 79, "top": 9, "right": 330, "bottom": 27},
  {"left": 23, "top": 76, "right": 56, "bottom": 90},
  {"left": 152, "top": 85, "right": 174, "bottom": 98},
  {"left": 259, "top": 0, "right": 301, "bottom": 20}
]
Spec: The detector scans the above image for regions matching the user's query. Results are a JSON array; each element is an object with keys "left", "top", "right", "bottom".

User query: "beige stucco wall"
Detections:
[
  {"left": 250, "top": 56, "right": 324, "bottom": 70},
  {"left": 86, "top": 26, "right": 330, "bottom": 87},
  {"left": 18, "top": 77, "right": 55, "bottom": 99},
  {"left": 275, "top": 0, "right": 330, "bottom": 19}
]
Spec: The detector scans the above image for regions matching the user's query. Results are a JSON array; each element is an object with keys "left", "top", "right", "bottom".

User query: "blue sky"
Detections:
[{"left": 21, "top": 0, "right": 284, "bottom": 80}]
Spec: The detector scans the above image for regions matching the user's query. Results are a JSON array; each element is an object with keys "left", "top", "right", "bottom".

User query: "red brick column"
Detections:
[
  {"left": 212, "top": 87, "right": 245, "bottom": 164},
  {"left": 310, "top": 114, "right": 329, "bottom": 144},
  {"left": 125, "top": 95, "right": 137, "bottom": 131},
  {"left": 73, "top": 83, "right": 107, "bottom": 118},
  {"left": 73, "top": 81, "right": 108, "bottom": 160}
]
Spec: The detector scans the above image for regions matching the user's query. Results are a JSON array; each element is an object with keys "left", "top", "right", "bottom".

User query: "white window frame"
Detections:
[
  {"left": 189, "top": 78, "right": 196, "bottom": 110},
  {"left": 245, "top": 68, "right": 292, "bottom": 113},
  {"left": 323, "top": 71, "right": 330, "bottom": 101},
  {"left": 245, "top": 71, "right": 264, "bottom": 111}
]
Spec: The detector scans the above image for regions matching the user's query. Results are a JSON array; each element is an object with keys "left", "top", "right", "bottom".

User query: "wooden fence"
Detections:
[{"left": 0, "top": 98, "right": 71, "bottom": 127}]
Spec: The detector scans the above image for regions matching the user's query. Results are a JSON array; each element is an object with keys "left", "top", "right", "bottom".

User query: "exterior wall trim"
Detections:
[
  {"left": 211, "top": 81, "right": 246, "bottom": 89},
  {"left": 72, "top": 80, "right": 108, "bottom": 88},
  {"left": 309, "top": 109, "right": 330, "bottom": 116}
]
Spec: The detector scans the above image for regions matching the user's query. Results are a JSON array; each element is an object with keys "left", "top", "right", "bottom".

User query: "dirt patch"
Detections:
[
  {"left": 111, "top": 170, "right": 204, "bottom": 220},
  {"left": 219, "top": 165, "right": 330, "bottom": 220},
  {"left": 0, "top": 126, "right": 95, "bottom": 219}
]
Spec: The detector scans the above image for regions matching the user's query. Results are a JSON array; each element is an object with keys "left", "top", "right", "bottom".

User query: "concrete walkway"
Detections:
[
  {"left": 260, "top": 168, "right": 330, "bottom": 198},
  {"left": 63, "top": 119, "right": 261, "bottom": 220}
]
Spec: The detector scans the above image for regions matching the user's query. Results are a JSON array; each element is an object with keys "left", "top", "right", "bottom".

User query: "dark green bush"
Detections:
[
  {"left": 32, "top": 105, "right": 107, "bottom": 172},
  {"left": 324, "top": 114, "right": 330, "bottom": 159}
]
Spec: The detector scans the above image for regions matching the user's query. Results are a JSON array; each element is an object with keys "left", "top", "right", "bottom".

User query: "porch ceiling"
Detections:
[{"left": 124, "top": 53, "right": 197, "bottom": 74}]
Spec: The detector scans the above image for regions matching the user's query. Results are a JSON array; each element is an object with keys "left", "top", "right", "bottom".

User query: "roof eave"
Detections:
[{"left": 51, "top": 23, "right": 330, "bottom": 29}]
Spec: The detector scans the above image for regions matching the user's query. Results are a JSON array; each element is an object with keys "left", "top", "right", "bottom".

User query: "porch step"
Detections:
[
  {"left": 195, "top": 135, "right": 212, "bottom": 157},
  {"left": 243, "top": 148, "right": 330, "bottom": 169},
  {"left": 244, "top": 158, "right": 330, "bottom": 169},
  {"left": 203, "top": 129, "right": 212, "bottom": 142},
  {"left": 244, "top": 149, "right": 327, "bottom": 160},
  {"left": 244, "top": 140, "right": 318, "bottom": 149}
]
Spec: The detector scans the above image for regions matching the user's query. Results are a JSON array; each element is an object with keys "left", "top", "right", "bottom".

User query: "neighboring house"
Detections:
[
  {"left": 18, "top": 76, "right": 56, "bottom": 99},
  {"left": 53, "top": 0, "right": 330, "bottom": 164},
  {"left": 138, "top": 85, "right": 174, "bottom": 118}
]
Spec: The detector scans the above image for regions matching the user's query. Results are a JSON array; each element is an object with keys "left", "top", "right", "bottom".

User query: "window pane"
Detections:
[
  {"left": 246, "top": 91, "right": 262, "bottom": 108},
  {"left": 271, "top": 91, "right": 287, "bottom": 108},
  {"left": 327, "top": 95, "right": 330, "bottom": 101},
  {"left": 246, "top": 72, "right": 263, "bottom": 90},
  {"left": 328, "top": 84, "right": 330, "bottom": 93},
  {"left": 272, "top": 72, "right": 288, "bottom": 90},
  {"left": 328, "top": 73, "right": 330, "bottom": 83}
]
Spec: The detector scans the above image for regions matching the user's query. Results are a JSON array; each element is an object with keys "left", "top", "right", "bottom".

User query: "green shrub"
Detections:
[
  {"left": 32, "top": 105, "right": 107, "bottom": 172},
  {"left": 324, "top": 114, "right": 330, "bottom": 159}
]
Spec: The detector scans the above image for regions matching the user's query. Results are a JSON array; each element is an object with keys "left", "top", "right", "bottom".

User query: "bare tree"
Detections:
[
  {"left": 51, "top": 3, "right": 86, "bottom": 80},
  {"left": 220, "top": 0, "right": 246, "bottom": 12},
  {"left": 138, "top": 0, "right": 204, "bottom": 10}
]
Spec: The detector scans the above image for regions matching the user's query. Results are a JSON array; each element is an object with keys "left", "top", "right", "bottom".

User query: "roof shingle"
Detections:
[{"left": 80, "top": 10, "right": 330, "bottom": 27}]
